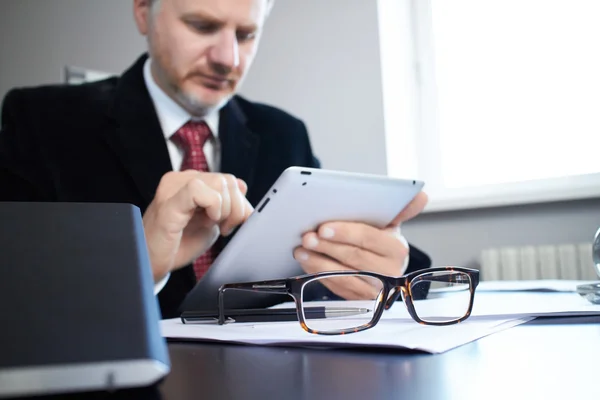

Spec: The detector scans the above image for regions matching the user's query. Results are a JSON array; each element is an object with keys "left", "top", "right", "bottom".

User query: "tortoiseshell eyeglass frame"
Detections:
[{"left": 217, "top": 266, "right": 480, "bottom": 335}]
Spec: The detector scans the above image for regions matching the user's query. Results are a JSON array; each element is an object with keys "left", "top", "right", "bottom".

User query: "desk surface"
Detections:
[{"left": 24, "top": 316, "right": 600, "bottom": 400}]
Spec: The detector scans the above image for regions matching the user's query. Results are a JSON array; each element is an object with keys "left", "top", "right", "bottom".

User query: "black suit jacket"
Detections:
[{"left": 0, "top": 54, "right": 431, "bottom": 318}]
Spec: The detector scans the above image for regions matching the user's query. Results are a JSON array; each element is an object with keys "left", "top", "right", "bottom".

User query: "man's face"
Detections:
[{"left": 134, "top": 0, "right": 268, "bottom": 116}]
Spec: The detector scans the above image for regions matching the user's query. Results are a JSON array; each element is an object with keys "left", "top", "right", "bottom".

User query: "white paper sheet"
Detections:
[
  {"left": 476, "top": 280, "right": 598, "bottom": 293},
  {"left": 161, "top": 314, "right": 529, "bottom": 354},
  {"left": 160, "top": 292, "right": 600, "bottom": 354}
]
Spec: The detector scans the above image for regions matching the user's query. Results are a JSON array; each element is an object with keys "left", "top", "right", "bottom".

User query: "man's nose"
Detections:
[{"left": 208, "top": 31, "right": 240, "bottom": 73}]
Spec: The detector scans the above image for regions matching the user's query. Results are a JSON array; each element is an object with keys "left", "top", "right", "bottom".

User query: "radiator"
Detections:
[{"left": 479, "top": 243, "right": 597, "bottom": 281}]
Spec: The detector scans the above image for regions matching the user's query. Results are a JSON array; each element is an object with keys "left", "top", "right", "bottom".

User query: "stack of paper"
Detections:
[
  {"left": 161, "top": 314, "right": 529, "bottom": 354},
  {"left": 160, "top": 290, "right": 600, "bottom": 354},
  {"left": 470, "top": 291, "right": 600, "bottom": 318}
]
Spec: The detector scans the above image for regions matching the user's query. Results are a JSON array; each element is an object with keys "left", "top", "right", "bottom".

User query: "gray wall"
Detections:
[
  {"left": 402, "top": 199, "right": 600, "bottom": 268},
  {"left": 239, "top": 0, "right": 388, "bottom": 175},
  {"left": 1, "top": 0, "right": 599, "bottom": 270},
  {"left": 0, "top": 0, "right": 145, "bottom": 98}
]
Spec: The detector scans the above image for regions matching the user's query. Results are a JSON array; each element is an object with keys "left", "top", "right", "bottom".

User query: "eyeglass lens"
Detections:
[
  {"left": 409, "top": 271, "right": 472, "bottom": 323},
  {"left": 301, "top": 275, "right": 382, "bottom": 333},
  {"left": 299, "top": 271, "right": 473, "bottom": 333}
]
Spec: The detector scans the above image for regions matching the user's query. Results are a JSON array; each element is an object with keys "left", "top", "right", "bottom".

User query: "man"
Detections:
[{"left": 0, "top": 0, "right": 430, "bottom": 318}]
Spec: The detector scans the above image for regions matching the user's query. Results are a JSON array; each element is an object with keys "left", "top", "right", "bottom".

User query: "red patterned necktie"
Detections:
[{"left": 171, "top": 120, "right": 218, "bottom": 281}]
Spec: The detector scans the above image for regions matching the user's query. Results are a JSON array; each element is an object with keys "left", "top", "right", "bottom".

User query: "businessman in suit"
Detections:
[{"left": 0, "top": 0, "right": 430, "bottom": 318}]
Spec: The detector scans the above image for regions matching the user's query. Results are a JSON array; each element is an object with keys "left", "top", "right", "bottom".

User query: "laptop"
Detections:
[{"left": 0, "top": 202, "right": 170, "bottom": 398}]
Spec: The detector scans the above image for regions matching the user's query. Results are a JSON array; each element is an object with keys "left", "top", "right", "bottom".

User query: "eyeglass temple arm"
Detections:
[
  {"left": 217, "top": 279, "right": 291, "bottom": 325},
  {"left": 219, "top": 278, "right": 290, "bottom": 295}
]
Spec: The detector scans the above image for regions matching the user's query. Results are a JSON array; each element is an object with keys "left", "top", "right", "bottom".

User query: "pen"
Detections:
[{"left": 180, "top": 306, "right": 371, "bottom": 324}]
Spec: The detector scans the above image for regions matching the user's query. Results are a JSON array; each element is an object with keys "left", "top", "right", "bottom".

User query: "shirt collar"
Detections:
[{"left": 143, "top": 58, "right": 219, "bottom": 140}]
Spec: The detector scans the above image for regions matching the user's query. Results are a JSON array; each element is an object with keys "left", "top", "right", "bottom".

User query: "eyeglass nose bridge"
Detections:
[{"left": 384, "top": 286, "right": 408, "bottom": 310}]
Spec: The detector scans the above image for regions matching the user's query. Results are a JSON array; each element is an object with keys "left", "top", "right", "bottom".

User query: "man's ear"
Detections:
[{"left": 133, "top": 0, "right": 152, "bottom": 35}]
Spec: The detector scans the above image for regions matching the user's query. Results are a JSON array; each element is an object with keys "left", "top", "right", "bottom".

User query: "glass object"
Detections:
[
  {"left": 594, "top": 226, "right": 600, "bottom": 277},
  {"left": 576, "top": 227, "right": 600, "bottom": 304},
  {"left": 217, "top": 267, "right": 480, "bottom": 335}
]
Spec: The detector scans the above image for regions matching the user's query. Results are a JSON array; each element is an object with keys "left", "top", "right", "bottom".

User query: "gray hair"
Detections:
[{"left": 149, "top": 0, "right": 274, "bottom": 15}]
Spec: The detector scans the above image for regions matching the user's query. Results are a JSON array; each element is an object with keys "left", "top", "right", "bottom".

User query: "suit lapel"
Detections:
[
  {"left": 104, "top": 56, "right": 261, "bottom": 207},
  {"left": 100, "top": 55, "right": 264, "bottom": 308},
  {"left": 219, "top": 98, "right": 260, "bottom": 191},
  {"left": 104, "top": 55, "right": 173, "bottom": 207}
]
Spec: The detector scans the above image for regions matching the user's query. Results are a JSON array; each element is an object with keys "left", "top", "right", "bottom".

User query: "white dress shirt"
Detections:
[
  {"left": 142, "top": 58, "right": 221, "bottom": 294},
  {"left": 143, "top": 59, "right": 221, "bottom": 172}
]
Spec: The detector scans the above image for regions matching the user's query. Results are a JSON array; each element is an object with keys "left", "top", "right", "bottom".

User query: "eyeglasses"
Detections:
[{"left": 218, "top": 267, "right": 480, "bottom": 335}]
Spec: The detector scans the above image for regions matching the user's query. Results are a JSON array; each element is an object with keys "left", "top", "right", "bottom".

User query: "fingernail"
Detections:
[
  {"left": 305, "top": 236, "right": 319, "bottom": 248},
  {"left": 320, "top": 227, "right": 335, "bottom": 239},
  {"left": 295, "top": 251, "right": 309, "bottom": 261}
]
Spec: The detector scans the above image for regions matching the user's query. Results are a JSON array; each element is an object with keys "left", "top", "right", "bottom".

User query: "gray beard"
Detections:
[{"left": 173, "top": 88, "right": 231, "bottom": 118}]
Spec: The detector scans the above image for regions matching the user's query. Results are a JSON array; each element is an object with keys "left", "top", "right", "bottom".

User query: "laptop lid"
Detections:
[{"left": 0, "top": 202, "right": 169, "bottom": 398}]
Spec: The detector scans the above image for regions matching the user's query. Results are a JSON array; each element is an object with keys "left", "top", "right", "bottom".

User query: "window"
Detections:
[{"left": 378, "top": 0, "right": 600, "bottom": 212}]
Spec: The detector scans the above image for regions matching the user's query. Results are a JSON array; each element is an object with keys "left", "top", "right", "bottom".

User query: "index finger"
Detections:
[
  {"left": 237, "top": 178, "right": 248, "bottom": 195},
  {"left": 388, "top": 191, "right": 428, "bottom": 227},
  {"left": 243, "top": 198, "right": 254, "bottom": 219},
  {"left": 168, "top": 178, "right": 223, "bottom": 221}
]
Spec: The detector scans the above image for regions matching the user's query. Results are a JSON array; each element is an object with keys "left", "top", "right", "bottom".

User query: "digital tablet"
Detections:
[{"left": 179, "top": 166, "right": 425, "bottom": 312}]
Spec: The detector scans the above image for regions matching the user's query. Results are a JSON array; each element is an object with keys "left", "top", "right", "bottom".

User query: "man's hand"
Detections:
[
  {"left": 293, "top": 191, "right": 428, "bottom": 300},
  {"left": 143, "top": 170, "right": 253, "bottom": 282}
]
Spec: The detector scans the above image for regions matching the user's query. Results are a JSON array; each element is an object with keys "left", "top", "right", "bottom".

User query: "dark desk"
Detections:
[
  {"left": 158, "top": 317, "right": 600, "bottom": 399},
  {"left": 24, "top": 317, "right": 600, "bottom": 400}
]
